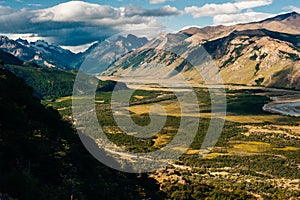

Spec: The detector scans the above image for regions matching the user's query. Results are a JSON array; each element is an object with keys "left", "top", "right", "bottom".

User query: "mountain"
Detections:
[
  {"left": 103, "top": 12, "right": 300, "bottom": 90},
  {"left": 3, "top": 62, "right": 128, "bottom": 100},
  {"left": 179, "top": 12, "right": 300, "bottom": 43},
  {"left": 205, "top": 29, "right": 300, "bottom": 88},
  {"left": 28, "top": 40, "right": 77, "bottom": 69},
  {"left": 0, "top": 49, "right": 23, "bottom": 66},
  {"left": 0, "top": 36, "right": 77, "bottom": 70},
  {"left": 0, "top": 67, "right": 162, "bottom": 199},
  {"left": 4, "top": 63, "right": 76, "bottom": 99},
  {"left": 0, "top": 48, "right": 128, "bottom": 99},
  {"left": 72, "top": 34, "right": 148, "bottom": 73},
  {"left": 0, "top": 34, "right": 148, "bottom": 72}
]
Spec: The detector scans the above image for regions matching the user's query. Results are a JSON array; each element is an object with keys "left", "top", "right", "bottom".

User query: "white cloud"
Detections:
[
  {"left": 235, "top": 0, "right": 272, "bottom": 10},
  {"left": 286, "top": 6, "right": 300, "bottom": 13},
  {"left": 28, "top": 4, "right": 42, "bottom": 7},
  {"left": 185, "top": 3, "right": 240, "bottom": 18},
  {"left": 150, "top": 0, "right": 167, "bottom": 4},
  {"left": 185, "top": 0, "right": 272, "bottom": 18},
  {"left": 61, "top": 41, "right": 98, "bottom": 53},
  {"left": 33, "top": 1, "right": 120, "bottom": 23},
  {"left": 213, "top": 11, "right": 276, "bottom": 25},
  {"left": 124, "top": 5, "right": 181, "bottom": 17},
  {"left": 0, "top": 1, "right": 180, "bottom": 46},
  {"left": 3, "top": 33, "right": 47, "bottom": 42}
]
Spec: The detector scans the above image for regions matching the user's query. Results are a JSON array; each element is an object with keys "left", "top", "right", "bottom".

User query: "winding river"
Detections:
[
  {"left": 262, "top": 88, "right": 300, "bottom": 117},
  {"left": 100, "top": 76, "right": 300, "bottom": 117}
]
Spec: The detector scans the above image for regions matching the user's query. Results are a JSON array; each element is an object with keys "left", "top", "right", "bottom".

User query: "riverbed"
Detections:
[{"left": 263, "top": 93, "right": 300, "bottom": 117}]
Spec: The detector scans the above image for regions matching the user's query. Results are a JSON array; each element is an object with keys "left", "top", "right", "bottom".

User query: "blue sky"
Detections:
[{"left": 0, "top": 0, "right": 299, "bottom": 52}]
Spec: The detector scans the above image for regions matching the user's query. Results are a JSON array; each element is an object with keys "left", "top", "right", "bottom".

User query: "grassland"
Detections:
[{"left": 45, "top": 86, "right": 300, "bottom": 199}]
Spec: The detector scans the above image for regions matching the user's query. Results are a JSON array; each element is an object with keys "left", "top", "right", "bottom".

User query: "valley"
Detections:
[
  {"left": 0, "top": 6, "right": 299, "bottom": 199},
  {"left": 46, "top": 82, "right": 300, "bottom": 199}
]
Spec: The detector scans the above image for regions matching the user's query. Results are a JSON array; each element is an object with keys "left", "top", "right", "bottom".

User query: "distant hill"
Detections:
[{"left": 103, "top": 12, "right": 300, "bottom": 90}]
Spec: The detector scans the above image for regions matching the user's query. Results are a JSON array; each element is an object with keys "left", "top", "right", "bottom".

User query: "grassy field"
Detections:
[{"left": 45, "top": 87, "right": 300, "bottom": 199}]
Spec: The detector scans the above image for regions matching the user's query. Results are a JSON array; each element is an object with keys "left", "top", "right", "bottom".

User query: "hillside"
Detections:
[
  {"left": 4, "top": 64, "right": 76, "bottom": 99},
  {"left": 0, "top": 67, "right": 162, "bottom": 199},
  {"left": 0, "top": 49, "right": 23, "bottom": 66},
  {"left": 103, "top": 12, "right": 300, "bottom": 90},
  {"left": 72, "top": 34, "right": 148, "bottom": 73},
  {"left": 0, "top": 49, "right": 128, "bottom": 99},
  {"left": 205, "top": 29, "right": 300, "bottom": 88}
]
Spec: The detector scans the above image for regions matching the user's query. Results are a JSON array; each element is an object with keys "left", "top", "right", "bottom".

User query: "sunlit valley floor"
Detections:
[{"left": 45, "top": 82, "right": 300, "bottom": 199}]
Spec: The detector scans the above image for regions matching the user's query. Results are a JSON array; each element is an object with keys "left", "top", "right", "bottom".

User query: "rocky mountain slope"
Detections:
[
  {"left": 0, "top": 34, "right": 148, "bottom": 71},
  {"left": 180, "top": 12, "right": 300, "bottom": 43},
  {"left": 103, "top": 12, "right": 300, "bottom": 90},
  {"left": 75, "top": 34, "right": 148, "bottom": 73},
  {"left": 0, "top": 36, "right": 77, "bottom": 69}
]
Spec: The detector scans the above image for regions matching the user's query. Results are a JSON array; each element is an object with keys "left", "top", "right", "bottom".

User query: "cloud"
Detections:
[
  {"left": 27, "top": 4, "right": 42, "bottom": 7},
  {"left": 0, "top": 1, "right": 180, "bottom": 46},
  {"left": 213, "top": 11, "right": 276, "bottom": 25},
  {"left": 34, "top": 1, "right": 120, "bottom": 23},
  {"left": 124, "top": 5, "right": 181, "bottom": 17},
  {"left": 61, "top": 41, "right": 99, "bottom": 53},
  {"left": 234, "top": 0, "right": 272, "bottom": 10},
  {"left": 0, "top": 5, "right": 13, "bottom": 15},
  {"left": 185, "top": 0, "right": 272, "bottom": 18},
  {"left": 150, "top": 0, "right": 167, "bottom": 4},
  {"left": 4, "top": 33, "right": 46, "bottom": 42},
  {"left": 185, "top": 3, "right": 240, "bottom": 18},
  {"left": 286, "top": 5, "right": 300, "bottom": 13}
]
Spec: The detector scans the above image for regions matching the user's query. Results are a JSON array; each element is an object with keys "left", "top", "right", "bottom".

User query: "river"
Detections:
[{"left": 261, "top": 88, "right": 300, "bottom": 117}]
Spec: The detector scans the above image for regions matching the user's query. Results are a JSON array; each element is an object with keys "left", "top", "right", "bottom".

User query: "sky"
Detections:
[{"left": 0, "top": 0, "right": 299, "bottom": 52}]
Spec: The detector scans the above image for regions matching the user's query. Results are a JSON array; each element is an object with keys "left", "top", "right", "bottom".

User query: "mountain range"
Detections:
[
  {"left": 0, "top": 34, "right": 148, "bottom": 71},
  {"left": 104, "top": 12, "right": 300, "bottom": 89},
  {"left": 0, "top": 37, "right": 77, "bottom": 70},
  {"left": 0, "top": 12, "right": 300, "bottom": 89}
]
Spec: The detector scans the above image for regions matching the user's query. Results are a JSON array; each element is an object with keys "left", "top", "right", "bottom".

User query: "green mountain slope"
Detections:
[
  {"left": 4, "top": 64, "right": 76, "bottom": 99},
  {"left": 3, "top": 61, "right": 128, "bottom": 100}
]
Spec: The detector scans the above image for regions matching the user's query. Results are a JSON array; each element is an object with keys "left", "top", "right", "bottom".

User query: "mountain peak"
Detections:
[
  {"left": 31, "top": 40, "right": 50, "bottom": 47},
  {"left": 16, "top": 38, "right": 29, "bottom": 46},
  {"left": 178, "top": 11, "right": 300, "bottom": 43},
  {"left": 260, "top": 11, "right": 300, "bottom": 22},
  {"left": 0, "top": 35, "right": 10, "bottom": 42}
]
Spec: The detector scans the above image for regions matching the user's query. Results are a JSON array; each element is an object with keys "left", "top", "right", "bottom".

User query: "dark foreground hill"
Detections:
[{"left": 0, "top": 67, "right": 162, "bottom": 199}]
